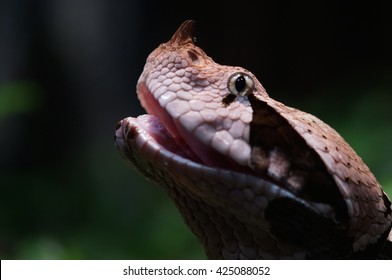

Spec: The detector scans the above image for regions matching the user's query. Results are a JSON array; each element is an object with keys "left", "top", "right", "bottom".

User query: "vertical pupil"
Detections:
[{"left": 235, "top": 75, "right": 246, "bottom": 92}]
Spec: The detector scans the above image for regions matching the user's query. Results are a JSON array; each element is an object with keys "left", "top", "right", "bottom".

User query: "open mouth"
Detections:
[{"left": 118, "top": 113, "right": 198, "bottom": 163}]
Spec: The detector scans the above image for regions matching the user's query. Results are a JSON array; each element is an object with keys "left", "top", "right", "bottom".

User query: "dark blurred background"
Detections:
[{"left": 0, "top": 0, "right": 391, "bottom": 259}]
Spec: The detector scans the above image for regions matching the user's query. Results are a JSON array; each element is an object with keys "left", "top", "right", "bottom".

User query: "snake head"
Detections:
[
  {"left": 136, "top": 20, "right": 272, "bottom": 168},
  {"left": 116, "top": 20, "right": 392, "bottom": 259}
]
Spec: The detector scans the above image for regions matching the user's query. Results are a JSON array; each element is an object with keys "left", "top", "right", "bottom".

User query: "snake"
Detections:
[{"left": 115, "top": 20, "right": 392, "bottom": 259}]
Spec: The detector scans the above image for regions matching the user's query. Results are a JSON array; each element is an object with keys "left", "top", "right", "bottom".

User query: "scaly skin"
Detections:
[{"left": 115, "top": 20, "right": 392, "bottom": 259}]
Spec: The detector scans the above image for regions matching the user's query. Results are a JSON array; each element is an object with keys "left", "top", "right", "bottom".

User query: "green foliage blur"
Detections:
[{"left": 1, "top": 0, "right": 391, "bottom": 260}]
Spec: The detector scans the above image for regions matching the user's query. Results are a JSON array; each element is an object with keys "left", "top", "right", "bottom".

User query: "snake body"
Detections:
[{"left": 115, "top": 20, "right": 392, "bottom": 259}]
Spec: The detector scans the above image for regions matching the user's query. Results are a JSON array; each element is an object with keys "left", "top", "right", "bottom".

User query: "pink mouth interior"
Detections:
[{"left": 135, "top": 114, "right": 197, "bottom": 160}]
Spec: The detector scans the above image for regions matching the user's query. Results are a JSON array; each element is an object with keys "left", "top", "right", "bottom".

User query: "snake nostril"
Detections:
[{"left": 187, "top": 50, "right": 200, "bottom": 64}]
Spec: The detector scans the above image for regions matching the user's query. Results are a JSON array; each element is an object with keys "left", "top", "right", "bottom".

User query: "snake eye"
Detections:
[{"left": 227, "top": 72, "right": 254, "bottom": 97}]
